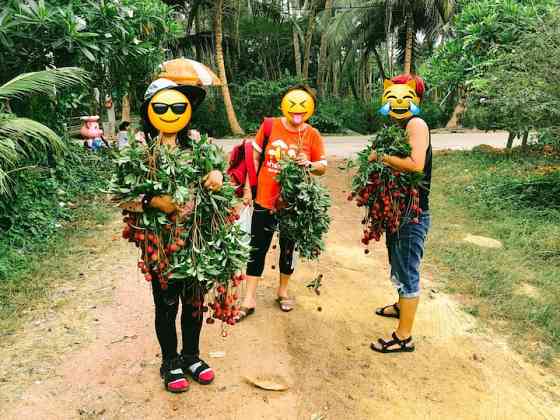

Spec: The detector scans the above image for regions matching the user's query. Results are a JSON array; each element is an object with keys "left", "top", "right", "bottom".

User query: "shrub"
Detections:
[
  {"left": 421, "top": 99, "right": 453, "bottom": 129},
  {"left": 0, "top": 144, "right": 113, "bottom": 280}
]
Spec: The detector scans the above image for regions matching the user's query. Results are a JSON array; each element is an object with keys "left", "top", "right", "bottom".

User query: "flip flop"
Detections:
[
  {"left": 234, "top": 306, "right": 255, "bottom": 322},
  {"left": 275, "top": 296, "right": 295, "bottom": 312}
]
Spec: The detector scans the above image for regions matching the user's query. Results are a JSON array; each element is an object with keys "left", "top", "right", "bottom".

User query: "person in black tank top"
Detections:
[{"left": 369, "top": 74, "right": 432, "bottom": 354}]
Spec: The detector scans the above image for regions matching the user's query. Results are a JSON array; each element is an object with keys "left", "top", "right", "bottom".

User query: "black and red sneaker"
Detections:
[
  {"left": 180, "top": 355, "right": 215, "bottom": 385},
  {"left": 160, "top": 357, "right": 190, "bottom": 393}
]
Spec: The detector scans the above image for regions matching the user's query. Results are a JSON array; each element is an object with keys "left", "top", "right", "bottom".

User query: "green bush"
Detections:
[
  {"left": 190, "top": 77, "right": 451, "bottom": 137},
  {"left": 190, "top": 94, "right": 231, "bottom": 138},
  {"left": 536, "top": 128, "right": 560, "bottom": 150},
  {"left": 421, "top": 99, "right": 453, "bottom": 129},
  {"left": 0, "top": 144, "right": 113, "bottom": 281}
]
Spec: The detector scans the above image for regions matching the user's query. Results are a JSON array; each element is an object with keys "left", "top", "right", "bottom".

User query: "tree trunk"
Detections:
[
  {"left": 105, "top": 95, "right": 116, "bottom": 139},
  {"left": 121, "top": 94, "right": 131, "bottom": 122},
  {"left": 521, "top": 131, "right": 529, "bottom": 147},
  {"left": 332, "top": 61, "right": 339, "bottom": 97},
  {"left": 289, "top": 0, "right": 302, "bottom": 77},
  {"left": 446, "top": 93, "right": 467, "bottom": 129},
  {"left": 372, "top": 47, "right": 387, "bottom": 81},
  {"left": 403, "top": 8, "right": 414, "bottom": 75},
  {"left": 293, "top": 25, "right": 302, "bottom": 77},
  {"left": 214, "top": 0, "right": 244, "bottom": 135},
  {"left": 506, "top": 132, "right": 516, "bottom": 149},
  {"left": 302, "top": 1, "right": 317, "bottom": 81},
  {"left": 317, "top": 0, "right": 333, "bottom": 95}
]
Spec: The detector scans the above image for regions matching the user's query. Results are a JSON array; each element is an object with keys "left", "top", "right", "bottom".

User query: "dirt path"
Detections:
[{"left": 1, "top": 165, "right": 559, "bottom": 420}]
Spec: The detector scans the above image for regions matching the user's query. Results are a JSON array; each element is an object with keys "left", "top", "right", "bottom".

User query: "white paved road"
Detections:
[{"left": 216, "top": 130, "right": 518, "bottom": 158}]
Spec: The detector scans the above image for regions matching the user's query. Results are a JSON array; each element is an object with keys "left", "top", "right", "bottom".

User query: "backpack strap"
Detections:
[
  {"left": 258, "top": 117, "right": 273, "bottom": 174},
  {"left": 250, "top": 117, "right": 274, "bottom": 197}
]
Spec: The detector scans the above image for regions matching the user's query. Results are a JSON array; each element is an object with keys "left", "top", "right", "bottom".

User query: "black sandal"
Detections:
[
  {"left": 160, "top": 357, "right": 189, "bottom": 393},
  {"left": 371, "top": 332, "right": 415, "bottom": 353},
  {"left": 181, "top": 355, "right": 215, "bottom": 385},
  {"left": 375, "top": 303, "right": 400, "bottom": 319}
]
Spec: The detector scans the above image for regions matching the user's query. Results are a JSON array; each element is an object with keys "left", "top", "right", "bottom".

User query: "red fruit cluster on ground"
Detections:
[{"left": 352, "top": 171, "right": 421, "bottom": 248}]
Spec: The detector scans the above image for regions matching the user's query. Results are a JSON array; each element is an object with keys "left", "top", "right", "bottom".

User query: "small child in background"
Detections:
[
  {"left": 134, "top": 127, "right": 146, "bottom": 146},
  {"left": 117, "top": 121, "right": 131, "bottom": 149}
]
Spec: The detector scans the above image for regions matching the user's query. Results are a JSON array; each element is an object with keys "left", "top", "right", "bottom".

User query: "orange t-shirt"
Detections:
[{"left": 253, "top": 118, "right": 326, "bottom": 210}]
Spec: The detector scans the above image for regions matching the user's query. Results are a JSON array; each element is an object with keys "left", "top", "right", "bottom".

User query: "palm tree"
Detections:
[
  {"left": 328, "top": 0, "right": 455, "bottom": 76},
  {"left": 0, "top": 67, "right": 88, "bottom": 194},
  {"left": 302, "top": 0, "right": 319, "bottom": 80},
  {"left": 317, "top": 0, "right": 334, "bottom": 95},
  {"left": 389, "top": 0, "right": 455, "bottom": 74}
]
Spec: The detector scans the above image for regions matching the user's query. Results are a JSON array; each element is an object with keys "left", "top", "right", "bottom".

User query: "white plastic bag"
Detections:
[{"left": 237, "top": 205, "right": 253, "bottom": 245}]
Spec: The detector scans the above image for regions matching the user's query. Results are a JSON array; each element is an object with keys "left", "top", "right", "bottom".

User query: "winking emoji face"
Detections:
[{"left": 281, "top": 89, "right": 315, "bottom": 126}]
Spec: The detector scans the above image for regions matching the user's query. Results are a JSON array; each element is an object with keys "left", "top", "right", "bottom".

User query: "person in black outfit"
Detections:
[{"left": 139, "top": 78, "right": 223, "bottom": 392}]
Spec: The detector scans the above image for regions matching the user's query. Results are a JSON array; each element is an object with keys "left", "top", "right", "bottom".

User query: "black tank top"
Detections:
[{"left": 406, "top": 118, "right": 432, "bottom": 212}]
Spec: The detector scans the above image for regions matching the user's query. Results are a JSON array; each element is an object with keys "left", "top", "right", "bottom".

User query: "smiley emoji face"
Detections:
[
  {"left": 147, "top": 89, "right": 192, "bottom": 134},
  {"left": 281, "top": 89, "right": 315, "bottom": 126},
  {"left": 379, "top": 79, "right": 421, "bottom": 120}
]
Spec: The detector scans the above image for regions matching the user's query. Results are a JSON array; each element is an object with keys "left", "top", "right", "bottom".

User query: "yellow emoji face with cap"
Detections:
[
  {"left": 281, "top": 89, "right": 315, "bottom": 126},
  {"left": 147, "top": 89, "right": 192, "bottom": 134},
  {"left": 379, "top": 79, "right": 421, "bottom": 120}
]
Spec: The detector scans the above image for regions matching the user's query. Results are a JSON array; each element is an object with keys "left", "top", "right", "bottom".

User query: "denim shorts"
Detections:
[{"left": 385, "top": 211, "right": 431, "bottom": 298}]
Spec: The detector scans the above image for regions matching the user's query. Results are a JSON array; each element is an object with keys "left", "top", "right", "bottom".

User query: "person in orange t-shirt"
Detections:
[{"left": 236, "top": 85, "right": 327, "bottom": 321}]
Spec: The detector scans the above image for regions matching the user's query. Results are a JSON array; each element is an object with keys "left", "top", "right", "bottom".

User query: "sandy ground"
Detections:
[{"left": 1, "top": 164, "right": 559, "bottom": 420}]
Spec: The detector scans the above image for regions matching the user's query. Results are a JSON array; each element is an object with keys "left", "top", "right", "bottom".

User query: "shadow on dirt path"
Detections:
[{"left": 1, "top": 164, "right": 559, "bottom": 420}]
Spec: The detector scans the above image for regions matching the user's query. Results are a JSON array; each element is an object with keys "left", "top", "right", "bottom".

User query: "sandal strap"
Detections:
[
  {"left": 187, "top": 359, "right": 211, "bottom": 377},
  {"left": 378, "top": 333, "right": 413, "bottom": 350},
  {"left": 377, "top": 303, "right": 400, "bottom": 316},
  {"left": 391, "top": 332, "right": 412, "bottom": 347}
]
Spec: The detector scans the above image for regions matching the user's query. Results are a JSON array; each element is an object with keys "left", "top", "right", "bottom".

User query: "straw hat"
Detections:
[{"left": 157, "top": 58, "right": 221, "bottom": 87}]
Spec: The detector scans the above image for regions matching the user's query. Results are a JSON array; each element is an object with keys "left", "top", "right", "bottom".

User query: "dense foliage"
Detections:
[
  {"left": 426, "top": 0, "right": 557, "bottom": 137},
  {"left": 0, "top": 144, "right": 113, "bottom": 281},
  {"left": 276, "top": 159, "right": 331, "bottom": 260},
  {"left": 0, "top": 0, "right": 182, "bottom": 131},
  {"left": 192, "top": 76, "right": 450, "bottom": 137},
  {"left": 350, "top": 125, "right": 423, "bottom": 247}
]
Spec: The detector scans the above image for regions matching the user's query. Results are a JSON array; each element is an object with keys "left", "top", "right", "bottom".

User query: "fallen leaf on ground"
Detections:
[{"left": 244, "top": 374, "right": 290, "bottom": 391}]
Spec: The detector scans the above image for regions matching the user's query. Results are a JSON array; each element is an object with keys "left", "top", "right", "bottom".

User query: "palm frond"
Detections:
[
  {"left": 0, "top": 67, "right": 89, "bottom": 100},
  {"left": 0, "top": 116, "right": 65, "bottom": 159},
  {"left": 0, "top": 116, "right": 66, "bottom": 195}
]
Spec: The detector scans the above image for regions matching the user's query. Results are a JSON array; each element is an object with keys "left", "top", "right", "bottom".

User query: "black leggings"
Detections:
[
  {"left": 151, "top": 279, "right": 203, "bottom": 362},
  {"left": 246, "top": 204, "right": 296, "bottom": 277}
]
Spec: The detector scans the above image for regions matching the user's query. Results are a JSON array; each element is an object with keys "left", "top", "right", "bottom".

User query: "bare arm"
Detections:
[{"left": 369, "top": 118, "right": 429, "bottom": 173}]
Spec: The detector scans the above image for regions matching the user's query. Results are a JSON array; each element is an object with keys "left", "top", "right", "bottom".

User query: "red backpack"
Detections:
[{"left": 228, "top": 117, "right": 273, "bottom": 197}]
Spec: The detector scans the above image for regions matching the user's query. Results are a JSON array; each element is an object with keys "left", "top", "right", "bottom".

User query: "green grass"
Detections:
[
  {"left": 0, "top": 198, "right": 113, "bottom": 333},
  {"left": 0, "top": 145, "right": 115, "bottom": 333},
  {"left": 427, "top": 146, "right": 560, "bottom": 364}
]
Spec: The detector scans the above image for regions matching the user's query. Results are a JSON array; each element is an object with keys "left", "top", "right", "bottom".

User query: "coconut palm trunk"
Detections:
[
  {"left": 214, "top": 0, "right": 244, "bottom": 135},
  {"left": 293, "top": 26, "right": 302, "bottom": 77},
  {"left": 403, "top": 8, "right": 414, "bottom": 75},
  {"left": 302, "top": 1, "right": 317, "bottom": 80},
  {"left": 317, "top": 0, "right": 333, "bottom": 95}
]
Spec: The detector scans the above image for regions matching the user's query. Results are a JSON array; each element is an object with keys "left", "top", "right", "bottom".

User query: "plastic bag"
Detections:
[{"left": 237, "top": 205, "right": 253, "bottom": 244}]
